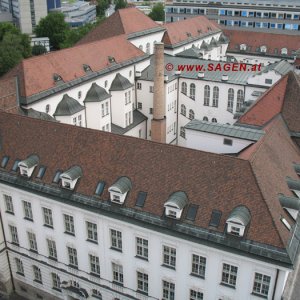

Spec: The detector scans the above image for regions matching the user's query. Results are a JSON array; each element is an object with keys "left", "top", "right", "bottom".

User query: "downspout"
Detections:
[
  {"left": 272, "top": 268, "right": 279, "bottom": 300},
  {"left": 0, "top": 211, "right": 15, "bottom": 292}
]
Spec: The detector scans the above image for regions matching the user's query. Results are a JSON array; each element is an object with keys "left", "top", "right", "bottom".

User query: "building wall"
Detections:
[
  {"left": 124, "top": 119, "right": 147, "bottom": 139},
  {"left": 55, "top": 110, "right": 85, "bottom": 127},
  {"left": 0, "top": 183, "right": 290, "bottom": 300}
]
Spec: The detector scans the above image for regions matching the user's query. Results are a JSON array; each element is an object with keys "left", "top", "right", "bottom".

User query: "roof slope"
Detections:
[
  {"left": 238, "top": 72, "right": 300, "bottom": 133},
  {"left": 0, "top": 77, "right": 18, "bottom": 114},
  {"left": 163, "top": 16, "right": 221, "bottom": 47},
  {"left": 3, "top": 35, "right": 145, "bottom": 98},
  {"left": 77, "top": 7, "right": 162, "bottom": 45},
  {"left": 54, "top": 94, "right": 84, "bottom": 116},
  {"left": 224, "top": 29, "right": 300, "bottom": 57},
  {"left": 0, "top": 111, "right": 294, "bottom": 250}
]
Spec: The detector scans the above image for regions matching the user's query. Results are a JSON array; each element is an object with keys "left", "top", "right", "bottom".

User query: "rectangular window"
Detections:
[
  {"left": 106, "top": 123, "right": 109, "bottom": 131},
  {"left": 23, "top": 201, "right": 33, "bottom": 220},
  {"left": 191, "top": 254, "right": 206, "bottom": 278},
  {"left": 162, "top": 280, "right": 175, "bottom": 300},
  {"left": 221, "top": 263, "right": 238, "bottom": 287},
  {"left": 47, "top": 239, "right": 57, "bottom": 260},
  {"left": 149, "top": 108, "right": 153, "bottom": 114},
  {"left": 190, "top": 289, "right": 203, "bottom": 300},
  {"left": 149, "top": 86, "right": 154, "bottom": 93},
  {"left": 51, "top": 273, "right": 61, "bottom": 290},
  {"left": 27, "top": 232, "right": 38, "bottom": 252},
  {"left": 9, "top": 225, "right": 19, "bottom": 245},
  {"left": 73, "top": 117, "right": 77, "bottom": 125},
  {"left": 64, "top": 214, "right": 75, "bottom": 235},
  {"left": 223, "top": 138, "right": 233, "bottom": 146},
  {"left": 112, "top": 263, "right": 123, "bottom": 284},
  {"left": 253, "top": 273, "right": 271, "bottom": 297},
  {"left": 137, "top": 82, "right": 142, "bottom": 90},
  {"left": 137, "top": 102, "right": 142, "bottom": 109},
  {"left": 137, "top": 271, "right": 148, "bottom": 294},
  {"left": 15, "top": 258, "right": 24, "bottom": 275},
  {"left": 4, "top": 195, "right": 14, "bottom": 214},
  {"left": 78, "top": 115, "right": 82, "bottom": 127},
  {"left": 163, "top": 245, "right": 176, "bottom": 268},
  {"left": 110, "top": 229, "right": 122, "bottom": 250},
  {"left": 67, "top": 247, "right": 78, "bottom": 268},
  {"left": 125, "top": 92, "right": 128, "bottom": 104},
  {"left": 105, "top": 101, "right": 109, "bottom": 115},
  {"left": 89, "top": 254, "right": 100, "bottom": 275},
  {"left": 33, "top": 265, "right": 42, "bottom": 283},
  {"left": 101, "top": 103, "right": 105, "bottom": 117},
  {"left": 86, "top": 221, "right": 97, "bottom": 242},
  {"left": 265, "top": 79, "right": 273, "bottom": 84},
  {"left": 136, "top": 237, "right": 148, "bottom": 259},
  {"left": 42, "top": 207, "right": 53, "bottom": 227}
]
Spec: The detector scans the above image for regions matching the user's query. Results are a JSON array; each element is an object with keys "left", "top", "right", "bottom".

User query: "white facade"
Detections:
[{"left": 0, "top": 184, "right": 290, "bottom": 300}]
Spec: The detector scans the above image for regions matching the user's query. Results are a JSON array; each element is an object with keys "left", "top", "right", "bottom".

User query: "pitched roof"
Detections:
[
  {"left": 54, "top": 94, "right": 84, "bottom": 116},
  {"left": 224, "top": 29, "right": 300, "bottom": 57},
  {"left": 3, "top": 35, "right": 146, "bottom": 100},
  {"left": 1, "top": 111, "right": 299, "bottom": 259},
  {"left": 84, "top": 83, "right": 111, "bottom": 103},
  {"left": 238, "top": 72, "right": 300, "bottom": 133},
  {"left": 0, "top": 77, "right": 18, "bottom": 114},
  {"left": 261, "top": 60, "right": 293, "bottom": 76},
  {"left": 162, "top": 16, "right": 221, "bottom": 48},
  {"left": 77, "top": 7, "right": 163, "bottom": 46},
  {"left": 110, "top": 73, "right": 133, "bottom": 91}
]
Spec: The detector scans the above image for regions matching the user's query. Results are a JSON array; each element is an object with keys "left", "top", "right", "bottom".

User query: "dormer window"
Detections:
[
  {"left": 240, "top": 44, "right": 247, "bottom": 51},
  {"left": 164, "top": 191, "right": 188, "bottom": 219},
  {"left": 83, "top": 64, "right": 92, "bottom": 72},
  {"left": 59, "top": 166, "right": 83, "bottom": 190},
  {"left": 108, "top": 176, "right": 132, "bottom": 205},
  {"left": 53, "top": 73, "right": 63, "bottom": 82},
  {"left": 281, "top": 48, "right": 288, "bottom": 55},
  {"left": 260, "top": 45, "right": 267, "bottom": 53},
  {"left": 18, "top": 155, "right": 39, "bottom": 178},
  {"left": 286, "top": 177, "right": 300, "bottom": 198},
  {"left": 226, "top": 206, "right": 251, "bottom": 237}
]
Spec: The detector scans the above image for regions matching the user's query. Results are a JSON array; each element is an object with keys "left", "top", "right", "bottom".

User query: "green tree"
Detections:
[
  {"left": 96, "top": 0, "right": 110, "bottom": 17},
  {"left": 35, "top": 12, "right": 69, "bottom": 50},
  {"left": 32, "top": 44, "right": 47, "bottom": 56},
  {"left": 115, "top": 0, "right": 127, "bottom": 11},
  {"left": 0, "top": 23, "right": 31, "bottom": 76},
  {"left": 148, "top": 3, "right": 165, "bottom": 21}
]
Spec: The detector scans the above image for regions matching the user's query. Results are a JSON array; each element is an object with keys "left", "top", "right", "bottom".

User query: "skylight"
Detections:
[
  {"left": 53, "top": 170, "right": 63, "bottom": 183},
  {"left": 1, "top": 156, "right": 9, "bottom": 168},
  {"left": 135, "top": 191, "right": 147, "bottom": 208},
  {"left": 36, "top": 166, "right": 46, "bottom": 179},
  {"left": 209, "top": 210, "right": 222, "bottom": 227},
  {"left": 186, "top": 204, "right": 198, "bottom": 221},
  {"left": 12, "top": 159, "right": 20, "bottom": 172},
  {"left": 95, "top": 181, "right": 105, "bottom": 196}
]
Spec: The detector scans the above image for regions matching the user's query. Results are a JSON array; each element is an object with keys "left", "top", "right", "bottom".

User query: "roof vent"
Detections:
[
  {"left": 83, "top": 64, "right": 92, "bottom": 72},
  {"left": 186, "top": 32, "right": 192, "bottom": 37},
  {"left": 222, "top": 74, "right": 229, "bottom": 81},
  {"left": 198, "top": 72, "right": 205, "bottom": 78},
  {"left": 197, "top": 29, "right": 202, "bottom": 34},
  {"left": 108, "top": 56, "right": 116, "bottom": 63},
  {"left": 18, "top": 154, "right": 39, "bottom": 178},
  {"left": 53, "top": 73, "right": 63, "bottom": 83},
  {"left": 108, "top": 176, "right": 132, "bottom": 205},
  {"left": 164, "top": 191, "right": 188, "bottom": 219},
  {"left": 60, "top": 166, "right": 82, "bottom": 190}
]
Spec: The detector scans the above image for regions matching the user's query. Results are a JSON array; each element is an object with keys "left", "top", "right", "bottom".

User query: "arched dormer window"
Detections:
[
  {"left": 226, "top": 206, "right": 251, "bottom": 237},
  {"left": 190, "top": 83, "right": 195, "bottom": 99},
  {"left": 203, "top": 116, "right": 208, "bottom": 121},
  {"left": 260, "top": 45, "right": 267, "bottom": 53},
  {"left": 18, "top": 154, "right": 39, "bottom": 178},
  {"left": 240, "top": 44, "right": 247, "bottom": 51},
  {"left": 181, "top": 82, "right": 187, "bottom": 95},
  {"left": 281, "top": 48, "right": 288, "bottom": 55},
  {"left": 189, "top": 109, "right": 194, "bottom": 120},
  {"left": 212, "top": 118, "right": 217, "bottom": 123},
  {"left": 60, "top": 166, "right": 83, "bottom": 190},
  {"left": 212, "top": 86, "right": 219, "bottom": 107},
  {"left": 181, "top": 104, "right": 186, "bottom": 116},
  {"left": 108, "top": 176, "right": 132, "bottom": 205},
  {"left": 164, "top": 191, "right": 188, "bottom": 219}
]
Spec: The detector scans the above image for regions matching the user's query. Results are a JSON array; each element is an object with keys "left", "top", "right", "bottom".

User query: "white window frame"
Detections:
[
  {"left": 163, "top": 245, "right": 176, "bottom": 268},
  {"left": 89, "top": 254, "right": 100, "bottom": 275},
  {"left": 136, "top": 237, "right": 148, "bottom": 259},
  {"left": 42, "top": 207, "right": 53, "bottom": 227},
  {"left": 86, "top": 221, "right": 98, "bottom": 242},
  {"left": 64, "top": 214, "right": 75, "bottom": 235},
  {"left": 4, "top": 194, "right": 14, "bottom": 214},
  {"left": 110, "top": 229, "right": 122, "bottom": 250},
  {"left": 112, "top": 263, "right": 123, "bottom": 284}
]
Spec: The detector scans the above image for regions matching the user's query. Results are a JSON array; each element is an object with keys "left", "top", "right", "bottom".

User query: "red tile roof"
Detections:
[
  {"left": 238, "top": 72, "right": 300, "bottom": 133},
  {"left": 1, "top": 111, "right": 299, "bottom": 251},
  {"left": 0, "top": 77, "right": 19, "bottom": 113},
  {"left": 3, "top": 35, "right": 145, "bottom": 98},
  {"left": 224, "top": 29, "right": 300, "bottom": 57},
  {"left": 162, "top": 16, "right": 221, "bottom": 47},
  {"left": 77, "top": 7, "right": 163, "bottom": 45}
]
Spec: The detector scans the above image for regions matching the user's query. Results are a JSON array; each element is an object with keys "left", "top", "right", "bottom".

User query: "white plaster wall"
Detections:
[
  {"left": 85, "top": 100, "right": 111, "bottom": 131},
  {"left": 124, "top": 120, "right": 147, "bottom": 139},
  {"left": 54, "top": 110, "right": 85, "bottom": 127},
  {"left": 0, "top": 183, "right": 291, "bottom": 300},
  {"left": 129, "top": 31, "right": 165, "bottom": 55},
  {"left": 247, "top": 70, "right": 282, "bottom": 87},
  {"left": 185, "top": 130, "right": 253, "bottom": 154}
]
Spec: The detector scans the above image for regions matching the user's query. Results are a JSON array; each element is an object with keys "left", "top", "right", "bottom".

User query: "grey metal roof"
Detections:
[
  {"left": 260, "top": 60, "right": 293, "bottom": 76},
  {"left": 84, "top": 83, "right": 111, "bottom": 103},
  {"left": 286, "top": 178, "right": 300, "bottom": 191},
  {"left": 60, "top": 166, "right": 83, "bottom": 181},
  {"left": 294, "top": 163, "right": 300, "bottom": 175},
  {"left": 19, "top": 108, "right": 57, "bottom": 122},
  {"left": 109, "top": 176, "right": 132, "bottom": 193},
  {"left": 139, "top": 54, "right": 260, "bottom": 85},
  {"left": 18, "top": 154, "right": 39, "bottom": 169},
  {"left": 218, "top": 33, "right": 229, "bottom": 45},
  {"left": 53, "top": 94, "right": 84, "bottom": 116},
  {"left": 210, "top": 37, "right": 218, "bottom": 47},
  {"left": 111, "top": 110, "right": 147, "bottom": 135},
  {"left": 228, "top": 205, "right": 251, "bottom": 226},
  {"left": 176, "top": 47, "right": 203, "bottom": 59},
  {"left": 109, "top": 73, "right": 134, "bottom": 91},
  {"left": 185, "top": 119, "right": 265, "bottom": 141},
  {"left": 165, "top": 191, "right": 188, "bottom": 210},
  {"left": 279, "top": 194, "right": 300, "bottom": 211}
]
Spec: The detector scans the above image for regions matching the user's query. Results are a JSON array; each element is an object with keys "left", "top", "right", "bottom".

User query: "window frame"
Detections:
[
  {"left": 110, "top": 229, "right": 122, "bottom": 251},
  {"left": 23, "top": 200, "right": 33, "bottom": 221},
  {"left": 64, "top": 214, "right": 75, "bottom": 235},
  {"left": 137, "top": 271, "right": 148, "bottom": 294},
  {"left": 89, "top": 254, "right": 100, "bottom": 276},
  {"left": 162, "top": 245, "right": 176, "bottom": 269},
  {"left": 47, "top": 239, "right": 57, "bottom": 260},
  {"left": 191, "top": 254, "right": 206, "bottom": 278},
  {"left": 33, "top": 265, "right": 42, "bottom": 283},
  {"left": 42, "top": 207, "right": 53, "bottom": 228},
  {"left": 252, "top": 272, "right": 271, "bottom": 297},
  {"left": 4, "top": 194, "right": 14, "bottom": 214},
  {"left": 86, "top": 221, "right": 98, "bottom": 243},
  {"left": 112, "top": 263, "right": 123, "bottom": 285},
  {"left": 136, "top": 237, "right": 148, "bottom": 260},
  {"left": 67, "top": 246, "right": 78, "bottom": 268},
  {"left": 221, "top": 263, "right": 238, "bottom": 288}
]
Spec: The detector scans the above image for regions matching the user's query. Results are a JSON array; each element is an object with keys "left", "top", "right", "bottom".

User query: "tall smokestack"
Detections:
[{"left": 151, "top": 42, "right": 166, "bottom": 143}]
